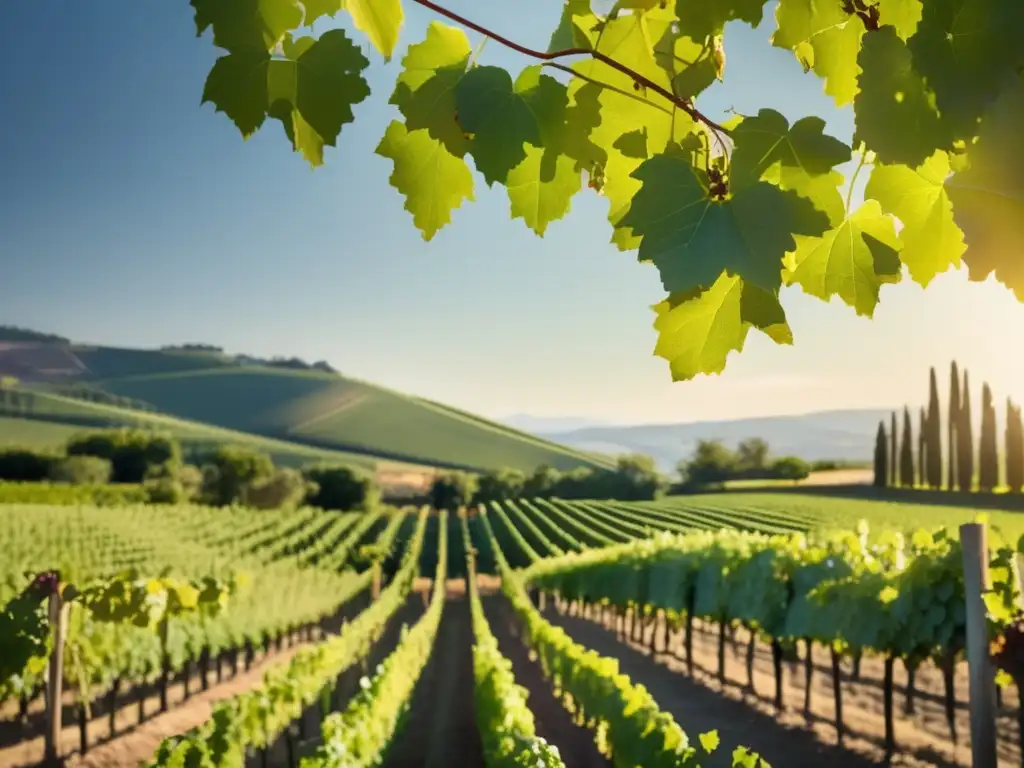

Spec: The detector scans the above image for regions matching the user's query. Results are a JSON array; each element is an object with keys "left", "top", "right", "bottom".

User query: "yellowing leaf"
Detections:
[
  {"left": 376, "top": 121, "right": 475, "bottom": 241},
  {"left": 865, "top": 152, "right": 965, "bottom": 286},
  {"left": 343, "top": 0, "right": 403, "bottom": 61}
]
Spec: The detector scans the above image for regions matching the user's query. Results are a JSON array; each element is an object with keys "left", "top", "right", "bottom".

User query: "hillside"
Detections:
[
  {"left": 0, "top": 340, "right": 612, "bottom": 474},
  {"left": 537, "top": 408, "right": 891, "bottom": 472}
]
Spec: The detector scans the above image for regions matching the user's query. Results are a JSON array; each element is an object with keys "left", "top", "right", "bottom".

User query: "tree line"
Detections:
[
  {"left": 873, "top": 362, "right": 1024, "bottom": 493},
  {"left": 428, "top": 454, "right": 666, "bottom": 511},
  {"left": 0, "top": 430, "right": 377, "bottom": 512},
  {"left": 674, "top": 438, "right": 812, "bottom": 490}
]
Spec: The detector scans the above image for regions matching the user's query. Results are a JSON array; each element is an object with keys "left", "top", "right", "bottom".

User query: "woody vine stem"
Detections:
[{"left": 408, "top": 0, "right": 732, "bottom": 136}]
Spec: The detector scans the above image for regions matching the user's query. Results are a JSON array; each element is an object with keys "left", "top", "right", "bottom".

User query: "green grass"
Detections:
[
  {"left": 650, "top": 491, "right": 1024, "bottom": 545},
  {"left": 0, "top": 390, "right": 396, "bottom": 470},
  {"left": 71, "top": 352, "right": 612, "bottom": 473}
]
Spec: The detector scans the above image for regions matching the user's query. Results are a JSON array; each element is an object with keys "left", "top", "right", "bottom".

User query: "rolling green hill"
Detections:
[{"left": 0, "top": 342, "right": 613, "bottom": 474}]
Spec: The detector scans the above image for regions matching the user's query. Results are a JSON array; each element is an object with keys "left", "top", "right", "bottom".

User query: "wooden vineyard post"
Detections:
[
  {"left": 960, "top": 522, "right": 998, "bottom": 768},
  {"left": 44, "top": 589, "right": 68, "bottom": 763},
  {"left": 371, "top": 561, "right": 382, "bottom": 601}
]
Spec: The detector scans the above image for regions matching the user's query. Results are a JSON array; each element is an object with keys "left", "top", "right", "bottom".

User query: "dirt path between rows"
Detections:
[
  {"left": 482, "top": 594, "right": 611, "bottom": 768},
  {"left": 37, "top": 643, "right": 311, "bottom": 768},
  {"left": 547, "top": 606, "right": 1020, "bottom": 767},
  {"left": 382, "top": 589, "right": 484, "bottom": 768}
]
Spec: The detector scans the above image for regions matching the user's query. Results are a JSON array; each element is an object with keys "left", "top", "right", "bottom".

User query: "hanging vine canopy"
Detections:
[{"left": 193, "top": 0, "right": 1024, "bottom": 381}]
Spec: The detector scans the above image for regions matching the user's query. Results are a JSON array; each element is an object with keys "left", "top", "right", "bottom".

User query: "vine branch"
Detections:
[{"left": 409, "top": 0, "right": 730, "bottom": 135}]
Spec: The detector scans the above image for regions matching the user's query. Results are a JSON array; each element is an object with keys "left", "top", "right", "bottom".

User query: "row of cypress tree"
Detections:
[{"left": 873, "top": 362, "right": 1024, "bottom": 492}]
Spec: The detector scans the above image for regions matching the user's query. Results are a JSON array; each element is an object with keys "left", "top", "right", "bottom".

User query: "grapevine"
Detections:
[{"left": 186, "top": 0, "right": 1024, "bottom": 381}]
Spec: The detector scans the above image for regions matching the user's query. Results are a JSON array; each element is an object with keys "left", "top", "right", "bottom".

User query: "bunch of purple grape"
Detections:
[
  {"left": 992, "top": 616, "right": 1024, "bottom": 684},
  {"left": 29, "top": 571, "right": 60, "bottom": 598}
]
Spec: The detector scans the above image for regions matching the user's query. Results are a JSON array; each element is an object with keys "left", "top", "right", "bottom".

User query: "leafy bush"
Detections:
[
  {"left": 0, "top": 449, "right": 58, "bottom": 482},
  {"left": 66, "top": 428, "right": 181, "bottom": 483},
  {"left": 303, "top": 464, "right": 378, "bottom": 511},
  {"left": 198, "top": 446, "right": 274, "bottom": 506},
  {"left": 430, "top": 471, "right": 478, "bottom": 512},
  {"left": 242, "top": 468, "right": 313, "bottom": 510},
  {"left": 49, "top": 456, "right": 113, "bottom": 485}
]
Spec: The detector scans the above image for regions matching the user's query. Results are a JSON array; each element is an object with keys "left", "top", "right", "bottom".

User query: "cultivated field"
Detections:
[
  {"left": 1, "top": 491, "right": 1021, "bottom": 768},
  {"left": 1, "top": 343, "right": 613, "bottom": 473}
]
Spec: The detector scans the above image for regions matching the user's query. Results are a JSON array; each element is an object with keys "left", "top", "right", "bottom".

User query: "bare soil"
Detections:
[
  {"left": 382, "top": 585, "right": 484, "bottom": 768},
  {"left": 482, "top": 593, "right": 611, "bottom": 768},
  {"left": 547, "top": 604, "right": 1022, "bottom": 767}
]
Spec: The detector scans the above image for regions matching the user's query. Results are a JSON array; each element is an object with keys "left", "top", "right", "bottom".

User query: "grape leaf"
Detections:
[
  {"left": 854, "top": 27, "right": 949, "bottom": 166},
  {"left": 390, "top": 23, "right": 472, "bottom": 158},
  {"left": 865, "top": 152, "right": 966, "bottom": 286},
  {"left": 946, "top": 77, "right": 1024, "bottom": 300},
  {"left": 675, "top": 0, "right": 770, "bottom": 38},
  {"left": 655, "top": 31, "right": 723, "bottom": 100},
  {"left": 264, "top": 31, "right": 371, "bottom": 166},
  {"left": 783, "top": 200, "right": 903, "bottom": 317},
  {"left": 341, "top": 0, "right": 403, "bottom": 60},
  {"left": 878, "top": 0, "right": 923, "bottom": 37},
  {"left": 376, "top": 122, "right": 474, "bottom": 241},
  {"left": 908, "top": 0, "right": 1024, "bottom": 141},
  {"left": 623, "top": 147, "right": 829, "bottom": 294},
  {"left": 652, "top": 272, "right": 791, "bottom": 381},
  {"left": 454, "top": 66, "right": 566, "bottom": 186},
  {"left": 191, "top": 0, "right": 303, "bottom": 53},
  {"left": 548, "top": 0, "right": 600, "bottom": 52},
  {"left": 202, "top": 30, "right": 369, "bottom": 166},
  {"left": 202, "top": 49, "right": 272, "bottom": 136},
  {"left": 772, "top": 0, "right": 863, "bottom": 105},
  {"left": 729, "top": 108, "right": 851, "bottom": 216}
]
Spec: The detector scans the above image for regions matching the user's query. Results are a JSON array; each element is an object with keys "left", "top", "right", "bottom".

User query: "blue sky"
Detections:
[{"left": 1, "top": 0, "right": 1021, "bottom": 425}]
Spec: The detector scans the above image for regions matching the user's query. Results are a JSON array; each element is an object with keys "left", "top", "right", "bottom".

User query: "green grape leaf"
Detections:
[
  {"left": 656, "top": 32, "right": 723, "bottom": 100},
  {"left": 455, "top": 66, "right": 567, "bottom": 187},
  {"left": 548, "top": 0, "right": 600, "bottom": 52},
  {"left": 341, "top": 0, "right": 403, "bottom": 60},
  {"left": 772, "top": 0, "right": 863, "bottom": 105},
  {"left": 908, "top": 0, "right": 1024, "bottom": 140},
  {"left": 652, "top": 272, "right": 791, "bottom": 381},
  {"left": 854, "top": 27, "right": 949, "bottom": 166},
  {"left": 376, "top": 121, "right": 475, "bottom": 241},
  {"left": 390, "top": 23, "right": 472, "bottom": 158},
  {"left": 946, "top": 77, "right": 1024, "bottom": 300},
  {"left": 622, "top": 148, "right": 829, "bottom": 294},
  {"left": 675, "top": 0, "right": 770, "bottom": 38},
  {"left": 507, "top": 147, "right": 582, "bottom": 236},
  {"left": 865, "top": 152, "right": 966, "bottom": 286},
  {"left": 878, "top": 0, "right": 923, "bottom": 37},
  {"left": 202, "top": 49, "right": 272, "bottom": 137},
  {"left": 784, "top": 200, "right": 903, "bottom": 316},
  {"left": 265, "top": 31, "right": 371, "bottom": 166},
  {"left": 192, "top": 0, "right": 303, "bottom": 53},
  {"left": 699, "top": 729, "right": 721, "bottom": 753},
  {"left": 729, "top": 108, "right": 851, "bottom": 211}
]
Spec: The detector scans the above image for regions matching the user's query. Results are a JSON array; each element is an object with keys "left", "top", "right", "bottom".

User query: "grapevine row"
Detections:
[
  {"left": 461, "top": 513, "right": 566, "bottom": 768},
  {"left": 149, "top": 509, "right": 429, "bottom": 765},
  {"left": 479, "top": 511, "right": 766, "bottom": 767}
]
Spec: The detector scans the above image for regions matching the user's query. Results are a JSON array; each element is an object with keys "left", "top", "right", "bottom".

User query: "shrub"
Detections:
[
  {"left": 199, "top": 446, "right": 274, "bottom": 506},
  {"left": 66, "top": 428, "right": 182, "bottom": 483},
  {"left": 770, "top": 456, "right": 811, "bottom": 481},
  {"left": 0, "top": 448, "right": 58, "bottom": 481},
  {"left": 49, "top": 456, "right": 113, "bottom": 485},
  {"left": 242, "top": 468, "right": 313, "bottom": 510},
  {"left": 303, "top": 464, "right": 379, "bottom": 511},
  {"left": 145, "top": 477, "right": 188, "bottom": 505},
  {"left": 430, "top": 471, "right": 478, "bottom": 512}
]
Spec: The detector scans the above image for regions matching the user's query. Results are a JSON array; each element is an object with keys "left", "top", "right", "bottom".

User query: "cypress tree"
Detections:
[
  {"left": 948, "top": 361, "right": 959, "bottom": 490},
  {"left": 927, "top": 367, "right": 942, "bottom": 488},
  {"left": 890, "top": 411, "right": 898, "bottom": 486},
  {"left": 900, "top": 407, "right": 915, "bottom": 487},
  {"left": 958, "top": 371, "right": 974, "bottom": 492},
  {"left": 979, "top": 383, "right": 998, "bottom": 492},
  {"left": 918, "top": 407, "right": 928, "bottom": 488},
  {"left": 1005, "top": 400, "right": 1023, "bottom": 494},
  {"left": 874, "top": 422, "right": 888, "bottom": 488}
]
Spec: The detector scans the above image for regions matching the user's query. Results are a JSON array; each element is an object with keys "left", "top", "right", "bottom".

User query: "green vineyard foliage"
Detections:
[{"left": 183, "top": 0, "right": 1024, "bottom": 380}]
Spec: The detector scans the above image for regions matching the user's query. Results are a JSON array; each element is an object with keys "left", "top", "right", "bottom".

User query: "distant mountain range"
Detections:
[{"left": 509, "top": 409, "right": 892, "bottom": 472}]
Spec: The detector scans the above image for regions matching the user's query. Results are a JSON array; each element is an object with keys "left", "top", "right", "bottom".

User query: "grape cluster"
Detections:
[{"left": 992, "top": 615, "right": 1024, "bottom": 684}]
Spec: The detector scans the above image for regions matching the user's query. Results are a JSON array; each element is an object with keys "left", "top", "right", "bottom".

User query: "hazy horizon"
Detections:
[{"left": 3, "top": 1, "right": 1023, "bottom": 426}]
